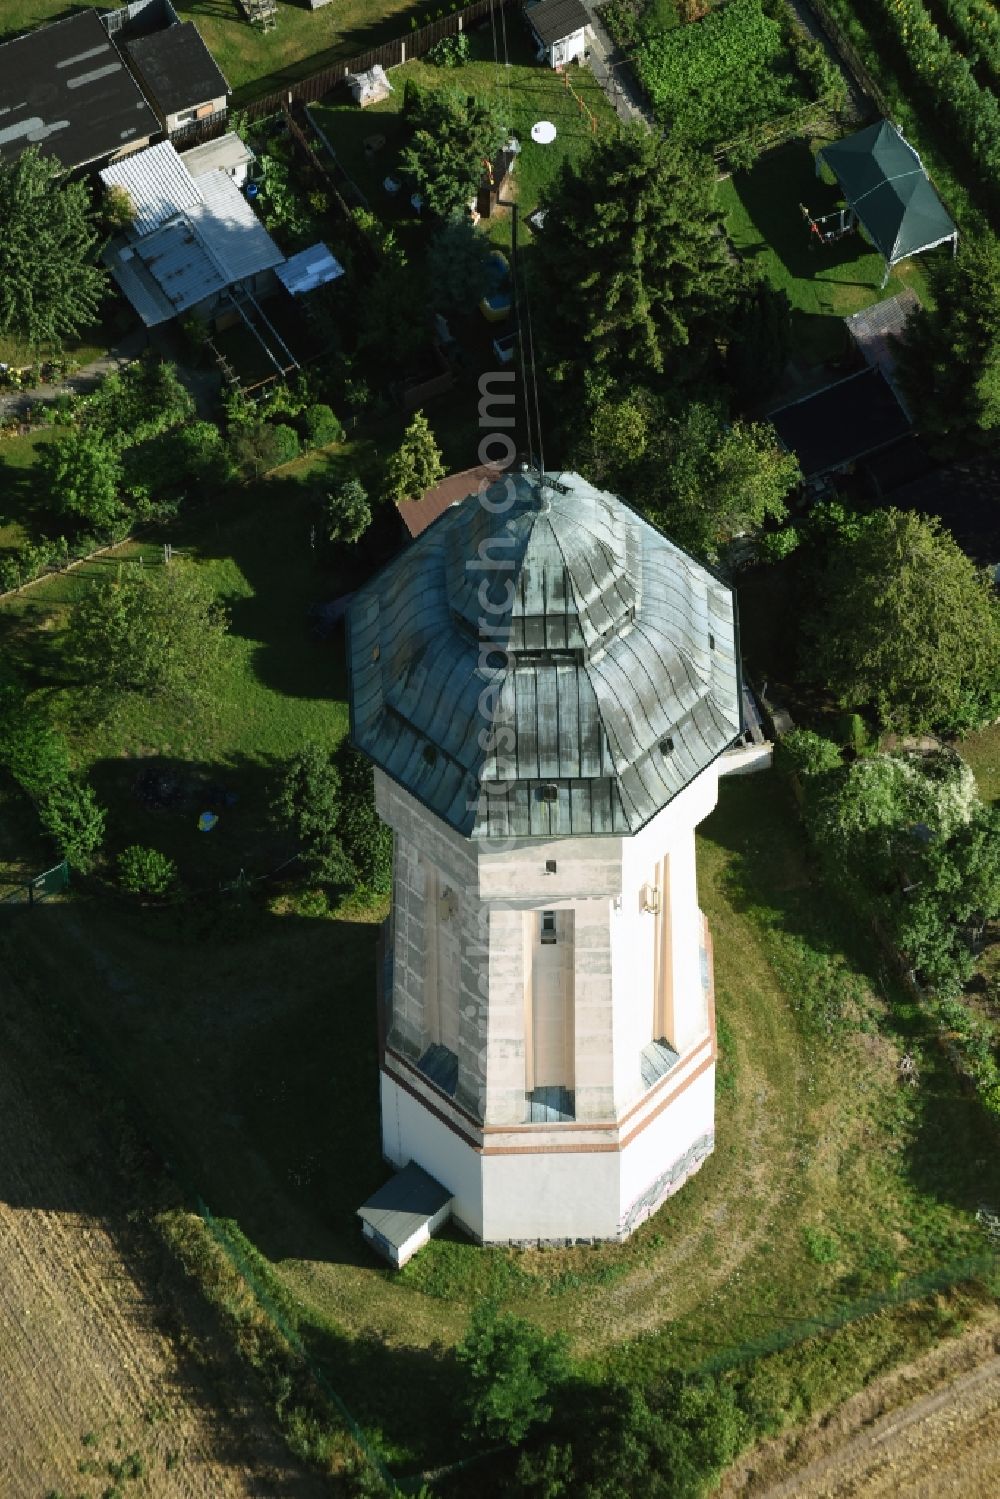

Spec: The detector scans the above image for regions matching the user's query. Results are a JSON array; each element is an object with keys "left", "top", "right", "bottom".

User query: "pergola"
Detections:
[{"left": 816, "top": 120, "right": 957, "bottom": 285}]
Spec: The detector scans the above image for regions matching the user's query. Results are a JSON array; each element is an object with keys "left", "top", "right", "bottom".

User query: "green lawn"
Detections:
[
  {"left": 719, "top": 138, "right": 942, "bottom": 375},
  {"left": 0, "top": 429, "right": 59, "bottom": 553},
  {"left": 310, "top": 26, "right": 614, "bottom": 252},
  {"left": 958, "top": 725, "right": 1000, "bottom": 806}
]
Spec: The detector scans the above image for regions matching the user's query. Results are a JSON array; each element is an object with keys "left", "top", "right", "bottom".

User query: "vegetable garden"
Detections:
[{"left": 603, "top": 0, "right": 845, "bottom": 150}]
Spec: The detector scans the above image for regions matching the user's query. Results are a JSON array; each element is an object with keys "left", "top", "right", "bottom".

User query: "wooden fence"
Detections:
[{"left": 243, "top": 0, "right": 513, "bottom": 121}]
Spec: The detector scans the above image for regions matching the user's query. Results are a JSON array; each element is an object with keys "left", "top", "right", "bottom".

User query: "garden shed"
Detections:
[
  {"left": 816, "top": 121, "right": 957, "bottom": 285},
  {"left": 524, "top": 0, "right": 590, "bottom": 68},
  {"left": 770, "top": 367, "right": 911, "bottom": 478}
]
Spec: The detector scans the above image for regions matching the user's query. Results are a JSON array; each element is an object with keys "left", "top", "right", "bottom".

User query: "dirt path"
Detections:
[
  {"left": 0, "top": 939, "right": 326, "bottom": 1499},
  {"left": 721, "top": 1317, "right": 1000, "bottom": 1498}
]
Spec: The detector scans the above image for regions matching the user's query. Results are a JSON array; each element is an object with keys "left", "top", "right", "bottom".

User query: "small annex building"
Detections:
[
  {"left": 816, "top": 121, "right": 957, "bottom": 285},
  {"left": 0, "top": 9, "right": 159, "bottom": 172},
  {"left": 347, "top": 468, "right": 742, "bottom": 1248},
  {"left": 125, "top": 21, "right": 229, "bottom": 139},
  {"left": 523, "top": 0, "right": 590, "bottom": 68},
  {"left": 100, "top": 138, "right": 285, "bottom": 327},
  {"left": 178, "top": 130, "right": 254, "bottom": 187},
  {"left": 770, "top": 366, "right": 911, "bottom": 479}
]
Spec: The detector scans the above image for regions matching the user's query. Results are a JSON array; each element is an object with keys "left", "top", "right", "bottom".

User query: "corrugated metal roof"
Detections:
[
  {"left": 275, "top": 242, "right": 345, "bottom": 296},
  {"left": 347, "top": 471, "right": 741, "bottom": 840},
  {"left": 188, "top": 168, "right": 285, "bottom": 281},
  {"left": 133, "top": 216, "right": 227, "bottom": 312},
  {"left": 100, "top": 139, "right": 201, "bottom": 235}
]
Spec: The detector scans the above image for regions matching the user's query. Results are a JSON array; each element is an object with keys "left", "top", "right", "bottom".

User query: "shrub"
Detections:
[
  {"left": 458, "top": 1301, "right": 571, "bottom": 1445},
  {"left": 37, "top": 779, "right": 106, "bottom": 871},
  {"left": 117, "top": 845, "right": 177, "bottom": 897},
  {"left": 427, "top": 31, "right": 470, "bottom": 66},
  {"left": 304, "top": 403, "right": 343, "bottom": 449},
  {"left": 323, "top": 478, "right": 371, "bottom": 545},
  {"left": 269, "top": 422, "right": 300, "bottom": 467},
  {"left": 776, "top": 728, "right": 842, "bottom": 780}
]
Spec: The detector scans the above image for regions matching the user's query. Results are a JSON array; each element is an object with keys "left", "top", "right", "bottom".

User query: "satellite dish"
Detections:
[{"left": 531, "top": 120, "right": 557, "bottom": 144}]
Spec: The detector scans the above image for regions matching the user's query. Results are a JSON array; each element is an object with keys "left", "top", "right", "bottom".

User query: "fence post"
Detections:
[{"left": 401, "top": 40, "right": 406, "bottom": 63}]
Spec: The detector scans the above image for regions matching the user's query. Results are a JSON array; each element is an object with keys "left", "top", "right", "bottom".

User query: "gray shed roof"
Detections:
[
  {"left": 347, "top": 470, "right": 741, "bottom": 840},
  {"left": 358, "top": 1163, "right": 452, "bottom": 1244},
  {"left": 524, "top": 0, "right": 590, "bottom": 46}
]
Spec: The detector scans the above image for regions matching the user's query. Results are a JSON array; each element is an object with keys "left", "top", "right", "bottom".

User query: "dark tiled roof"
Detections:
[
  {"left": 348, "top": 471, "right": 741, "bottom": 840},
  {"left": 524, "top": 0, "right": 591, "bottom": 46},
  {"left": 0, "top": 9, "right": 158, "bottom": 170},
  {"left": 127, "top": 22, "right": 228, "bottom": 116}
]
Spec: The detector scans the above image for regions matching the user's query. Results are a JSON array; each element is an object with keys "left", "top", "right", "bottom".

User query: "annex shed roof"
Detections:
[
  {"left": 347, "top": 470, "right": 741, "bottom": 841},
  {"left": 179, "top": 129, "right": 253, "bottom": 178},
  {"left": 275, "top": 242, "right": 345, "bottom": 296},
  {"left": 816, "top": 121, "right": 957, "bottom": 269},
  {"left": 126, "top": 21, "right": 229, "bottom": 115},
  {"left": 524, "top": 0, "right": 590, "bottom": 46},
  {"left": 0, "top": 9, "right": 158, "bottom": 170}
]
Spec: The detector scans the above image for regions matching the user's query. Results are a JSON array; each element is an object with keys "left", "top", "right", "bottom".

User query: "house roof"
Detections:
[
  {"left": 817, "top": 121, "right": 956, "bottom": 267},
  {"left": 179, "top": 130, "right": 253, "bottom": 178},
  {"left": 0, "top": 9, "right": 158, "bottom": 170},
  {"left": 100, "top": 139, "right": 283, "bottom": 325},
  {"left": 348, "top": 470, "right": 741, "bottom": 841},
  {"left": 396, "top": 465, "right": 498, "bottom": 539},
  {"left": 275, "top": 242, "right": 345, "bottom": 296},
  {"left": 524, "top": 0, "right": 590, "bottom": 46},
  {"left": 126, "top": 21, "right": 228, "bottom": 115},
  {"left": 770, "top": 367, "right": 911, "bottom": 477}
]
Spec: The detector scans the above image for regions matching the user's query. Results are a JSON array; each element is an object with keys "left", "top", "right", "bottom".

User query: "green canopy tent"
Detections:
[{"left": 815, "top": 120, "right": 957, "bottom": 286}]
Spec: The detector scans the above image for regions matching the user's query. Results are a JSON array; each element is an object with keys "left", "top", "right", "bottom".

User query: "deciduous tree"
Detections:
[
  {"left": 0, "top": 148, "right": 106, "bottom": 351},
  {"left": 399, "top": 83, "right": 507, "bottom": 219},
  {"left": 65, "top": 560, "right": 228, "bottom": 710},
  {"left": 38, "top": 430, "right": 124, "bottom": 533},
  {"left": 458, "top": 1301, "right": 570, "bottom": 1445},
  {"left": 805, "top": 509, "right": 1000, "bottom": 732},
  {"left": 323, "top": 478, "right": 371, "bottom": 546}
]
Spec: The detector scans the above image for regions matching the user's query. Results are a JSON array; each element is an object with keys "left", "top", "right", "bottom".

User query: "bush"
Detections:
[
  {"left": 335, "top": 744, "right": 391, "bottom": 893},
  {"left": 323, "top": 478, "right": 371, "bottom": 546},
  {"left": 304, "top": 403, "right": 343, "bottom": 449},
  {"left": 776, "top": 728, "right": 842, "bottom": 780},
  {"left": 37, "top": 779, "right": 106, "bottom": 871},
  {"left": 117, "top": 845, "right": 177, "bottom": 897},
  {"left": 427, "top": 31, "right": 470, "bottom": 66},
  {"left": 458, "top": 1301, "right": 571, "bottom": 1445},
  {"left": 269, "top": 422, "right": 300, "bottom": 467}
]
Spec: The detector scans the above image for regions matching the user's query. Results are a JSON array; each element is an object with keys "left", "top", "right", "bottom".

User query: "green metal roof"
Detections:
[
  {"left": 346, "top": 470, "right": 741, "bottom": 840},
  {"left": 817, "top": 121, "right": 956, "bottom": 267}
]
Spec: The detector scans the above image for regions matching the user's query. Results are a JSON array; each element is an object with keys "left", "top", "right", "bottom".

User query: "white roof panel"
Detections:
[
  {"left": 275, "top": 242, "right": 345, "bottom": 295},
  {"left": 179, "top": 130, "right": 254, "bottom": 179}
]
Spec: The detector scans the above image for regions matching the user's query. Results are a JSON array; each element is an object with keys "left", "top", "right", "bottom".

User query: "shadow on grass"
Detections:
[{"left": 702, "top": 772, "right": 1000, "bottom": 1231}]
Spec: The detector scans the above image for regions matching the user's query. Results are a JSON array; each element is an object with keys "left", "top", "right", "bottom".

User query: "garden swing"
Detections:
[{"left": 799, "top": 202, "right": 855, "bottom": 248}]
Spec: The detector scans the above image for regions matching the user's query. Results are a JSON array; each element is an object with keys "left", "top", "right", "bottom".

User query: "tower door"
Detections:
[{"left": 531, "top": 910, "right": 573, "bottom": 1087}]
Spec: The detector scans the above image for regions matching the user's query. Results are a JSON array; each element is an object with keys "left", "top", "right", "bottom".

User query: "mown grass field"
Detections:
[{"left": 719, "top": 138, "right": 939, "bottom": 373}]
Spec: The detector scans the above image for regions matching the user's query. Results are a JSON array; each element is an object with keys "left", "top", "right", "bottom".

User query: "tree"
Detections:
[
  {"left": 805, "top": 509, "right": 1000, "bottom": 732},
  {"left": 893, "top": 804, "right": 1000, "bottom": 994},
  {"left": 38, "top": 430, "right": 124, "bottom": 533},
  {"left": 85, "top": 356, "right": 195, "bottom": 451},
  {"left": 37, "top": 779, "right": 106, "bottom": 871},
  {"left": 304, "top": 403, "right": 343, "bottom": 449},
  {"left": 532, "top": 125, "right": 732, "bottom": 387},
  {"left": 457, "top": 1301, "right": 570, "bottom": 1445},
  {"left": 0, "top": 675, "right": 71, "bottom": 799},
  {"left": 117, "top": 845, "right": 177, "bottom": 897},
  {"left": 229, "top": 420, "right": 300, "bottom": 478},
  {"left": 725, "top": 272, "right": 792, "bottom": 403},
  {"left": 334, "top": 743, "right": 391, "bottom": 893},
  {"left": 427, "top": 218, "right": 495, "bottom": 310},
  {"left": 324, "top": 478, "right": 372, "bottom": 546},
  {"left": 399, "top": 83, "right": 507, "bottom": 218},
  {"left": 382, "top": 411, "right": 445, "bottom": 504},
  {"left": 357, "top": 256, "right": 429, "bottom": 370},
  {"left": 894, "top": 234, "right": 1000, "bottom": 454},
  {"left": 0, "top": 148, "right": 106, "bottom": 351},
  {"left": 639, "top": 402, "right": 800, "bottom": 562},
  {"left": 270, "top": 742, "right": 352, "bottom": 886},
  {"left": 103, "top": 183, "right": 135, "bottom": 232},
  {"left": 65, "top": 560, "right": 228, "bottom": 710}
]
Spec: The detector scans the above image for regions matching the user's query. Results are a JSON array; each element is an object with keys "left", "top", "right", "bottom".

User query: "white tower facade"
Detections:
[{"left": 347, "top": 471, "right": 740, "bottom": 1244}]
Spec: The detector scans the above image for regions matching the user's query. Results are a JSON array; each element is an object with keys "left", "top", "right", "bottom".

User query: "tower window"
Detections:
[
  {"left": 538, "top": 782, "right": 558, "bottom": 803},
  {"left": 545, "top": 859, "right": 557, "bottom": 874},
  {"left": 660, "top": 736, "right": 674, "bottom": 756},
  {"left": 709, "top": 633, "right": 716, "bottom": 651},
  {"left": 540, "top": 911, "right": 557, "bottom": 944}
]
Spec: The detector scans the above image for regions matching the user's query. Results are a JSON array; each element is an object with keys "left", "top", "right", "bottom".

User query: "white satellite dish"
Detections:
[{"left": 531, "top": 120, "right": 557, "bottom": 145}]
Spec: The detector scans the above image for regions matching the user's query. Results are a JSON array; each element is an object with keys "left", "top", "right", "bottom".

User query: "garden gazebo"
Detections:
[{"left": 816, "top": 120, "right": 957, "bottom": 286}]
